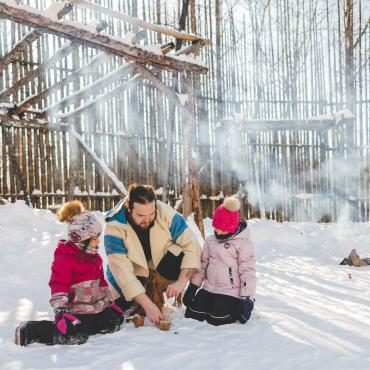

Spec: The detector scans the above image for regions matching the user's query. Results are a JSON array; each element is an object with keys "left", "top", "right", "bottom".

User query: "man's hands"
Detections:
[
  {"left": 166, "top": 279, "right": 187, "bottom": 298},
  {"left": 144, "top": 301, "right": 164, "bottom": 325},
  {"left": 134, "top": 268, "right": 195, "bottom": 324},
  {"left": 134, "top": 293, "right": 163, "bottom": 325},
  {"left": 166, "top": 268, "right": 194, "bottom": 298}
]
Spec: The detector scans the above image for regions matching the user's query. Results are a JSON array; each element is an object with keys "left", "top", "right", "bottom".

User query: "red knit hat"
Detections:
[{"left": 212, "top": 197, "right": 241, "bottom": 233}]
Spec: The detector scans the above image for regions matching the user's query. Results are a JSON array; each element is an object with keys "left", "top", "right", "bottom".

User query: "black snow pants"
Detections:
[
  {"left": 22, "top": 306, "right": 123, "bottom": 345},
  {"left": 185, "top": 289, "right": 242, "bottom": 326}
]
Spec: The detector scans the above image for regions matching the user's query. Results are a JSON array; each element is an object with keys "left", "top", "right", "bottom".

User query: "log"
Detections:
[
  {"left": 71, "top": 126, "right": 128, "bottom": 196},
  {"left": 0, "top": 2, "right": 72, "bottom": 74},
  {"left": 176, "top": 39, "right": 205, "bottom": 56},
  {"left": 0, "top": 30, "right": 43, "bottom": 74},
  {"left": 133, "top": 64, "right": 188, "bottom": 113},
  {"left": 12, "top": 53, "right": 113, "bottom": 115},
  {"left": 0, "top": 122, "right": 32, "bottom": 206},
  {"left": 70, "top": 0, "right": 210, "bottom": 45},
  {"left": 0, "top": 41, "right": 75, "bottom": 100},
  {"left": 0, "top": 113, "right": 50, "bottom": 129},
  {"left": 0, "top": 1, "right": 208, "bottom": 73},
  {"left": 42, "top": 62, "right": 136, "bottom": 117},
  {"left": 59, "top": 73, "right": 142, "bottom": 123}
]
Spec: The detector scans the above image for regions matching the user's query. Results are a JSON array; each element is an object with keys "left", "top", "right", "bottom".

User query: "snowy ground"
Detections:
[{"left": 0, "top": 201, "right": 369, "bottom": 370}]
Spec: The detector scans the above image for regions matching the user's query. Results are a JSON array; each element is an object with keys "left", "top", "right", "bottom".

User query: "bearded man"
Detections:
[{"left": 104, "top": 183, "right": 202, "bottom": 324}]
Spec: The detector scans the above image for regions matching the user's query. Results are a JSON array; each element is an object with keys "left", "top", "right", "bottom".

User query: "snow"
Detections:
[
  {"left": 84, "top": 20, "right": 99, "bottom": 33},
  {"left": 155, "top": 187, "right": 163, "bottom": 195},
  {"left": 177, "top": 93, "right": 189, "bottom": 106},
  {"left": 73, "top": 187, "right": 82, "bottom": 195},
  {"left": 0, "top": 103, "right": 16, "bottom": 109},
  {"left": 167, "top": 52, "right": 207, "bottom": 68},
  {"left": 209, "top": 191, "right": 225, "bottom": 200},
  {"left": 1, "top": 202, "right": 370, "bottom": 369},
  {"left": 42, "top": 1, "right": 67, "bottom": 21},
  {"left": 120, "top": 31, "right": 136, "bottom": 46},
  {"left": 3, "top": 0, "right": 46, "bottom": 15},
  {"left": 60, "top": 19, "right": 96, "bottom": 33},
  {"left": 140, "top": 44, "right": 163, "bottom": 56}
]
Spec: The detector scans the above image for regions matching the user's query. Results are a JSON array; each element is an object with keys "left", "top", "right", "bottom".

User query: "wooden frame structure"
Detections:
[
  {"left": 0, "top": 0, "right": 209, "bottom": 231},
  {"left": 215, "top": 111, "right": 359, "bottom": 221}
]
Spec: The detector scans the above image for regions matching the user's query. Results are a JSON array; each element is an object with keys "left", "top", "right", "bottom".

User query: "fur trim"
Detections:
[
  {"left": 58, "top": 200, "right": 85, "bottom": 222},
  {"left": 223, "top": 197, "right": 240, "bottom": 212}
]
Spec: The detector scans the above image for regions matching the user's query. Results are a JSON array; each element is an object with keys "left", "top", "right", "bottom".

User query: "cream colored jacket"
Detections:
[{"left": 104, "top": 199, "right": 202, "bottom": 300}]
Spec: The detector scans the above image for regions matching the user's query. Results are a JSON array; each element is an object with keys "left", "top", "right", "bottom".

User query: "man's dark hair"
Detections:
[{"left": 126, "top": 183, "right": 157, "bottom": 211}]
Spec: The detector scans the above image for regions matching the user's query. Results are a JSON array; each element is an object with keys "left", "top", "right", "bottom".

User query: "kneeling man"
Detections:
[{"left": 104, "top": 183, "right": 202, "bottom": 324}]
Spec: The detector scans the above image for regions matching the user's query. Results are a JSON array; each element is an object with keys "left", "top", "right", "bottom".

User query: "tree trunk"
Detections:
[{"left": 344, "top": 0, "right": 355, "bottom": 112}]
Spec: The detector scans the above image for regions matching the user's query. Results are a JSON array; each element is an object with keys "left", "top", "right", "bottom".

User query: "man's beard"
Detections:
[
  {"left": 127, "top": 212, "right": 156, "bottom": 231},
  {"left": 138, "top": 220, "right": 155, "bottom": 230}
]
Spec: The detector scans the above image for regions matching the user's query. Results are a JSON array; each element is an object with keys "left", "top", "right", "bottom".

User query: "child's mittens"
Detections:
[
  {"left": 182, "top": 283, "right": 198, "bottom": 307},
  {"left": 54, "top": 307, "right": 81, "bottom": 335},
  {"left": 239, "top": 297, "right": 255, "bottom": 324}
]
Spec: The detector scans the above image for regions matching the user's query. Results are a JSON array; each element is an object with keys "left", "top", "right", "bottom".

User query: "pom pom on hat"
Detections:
[
  {"left": 223, "top": 197, "right": 241, "bottom": 212},
  {"left": 58, "top": 200, "right": 85, "bottom": 222},
  {"left": 212, "top": 197, "right": 240, "bottom": 234},
  {"left": 58, "top": 201, "right": 102, "bottom": 243}
]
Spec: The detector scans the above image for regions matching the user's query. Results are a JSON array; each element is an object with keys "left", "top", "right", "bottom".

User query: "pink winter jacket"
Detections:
[
  {"left": 49, "top": 240, "right": 112, "bottom": 314},
  {"left": 191, "top": 224, "right": 256, "bottom": 300}
]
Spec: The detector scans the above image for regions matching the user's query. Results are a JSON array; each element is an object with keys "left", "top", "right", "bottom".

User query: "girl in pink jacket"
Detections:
[
  {"left": 15, "top": 201, "right": 124, "bottom": 346},
  {"left": 183, "top": 197, "right": 256, "bottom": 326}
]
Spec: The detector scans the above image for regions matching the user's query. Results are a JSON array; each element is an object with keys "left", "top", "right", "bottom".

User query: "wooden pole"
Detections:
[{"left": 0, "top": 122, "right": 31, "bottom": 206}]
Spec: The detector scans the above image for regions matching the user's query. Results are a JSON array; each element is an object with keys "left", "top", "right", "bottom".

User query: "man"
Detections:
[{"left": 104, "top": 183, "right": 202, "bottom": 324}]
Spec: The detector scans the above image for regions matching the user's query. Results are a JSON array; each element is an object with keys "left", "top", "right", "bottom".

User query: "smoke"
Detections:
[{"left": 214, "top": 121, "right": 368, "bottom": 222}]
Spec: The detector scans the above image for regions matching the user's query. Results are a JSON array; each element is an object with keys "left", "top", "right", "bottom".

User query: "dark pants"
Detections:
[
  {"left": 185, "top": 289, "right": 241, "bottom": 326},
  {"left": 24, "top": 307, "right": 123, "bottom": 345},
  {"left": 115, "top": 251, "right": 184, "bottom": 311}
]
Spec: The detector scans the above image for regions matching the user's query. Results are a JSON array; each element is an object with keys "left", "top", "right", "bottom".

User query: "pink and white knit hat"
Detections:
[
  {"left": 67, "top": 212, "right": 102, "bottom": 243},
  {"left": 212, "top": 197, "right": 241, "bottom": 233}
]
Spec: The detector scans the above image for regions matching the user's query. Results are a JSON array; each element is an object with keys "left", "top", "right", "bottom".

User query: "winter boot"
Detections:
[
  {"left": 15, "top": 321, "right": 36, "bottom": 346},
  {"left": 349, "top": 249, "right": 367, "bottom": 267},
  {"left": 53, "top": 327, "right": 89, "bottom": 345}
]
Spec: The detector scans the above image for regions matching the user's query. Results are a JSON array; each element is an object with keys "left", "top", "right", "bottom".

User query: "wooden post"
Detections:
[
  {"left": 183, "top": 72, "right": 204, "bottom": 235},
  {"left": 1, "top": 123, "right": 31, "bottom": 206}
]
